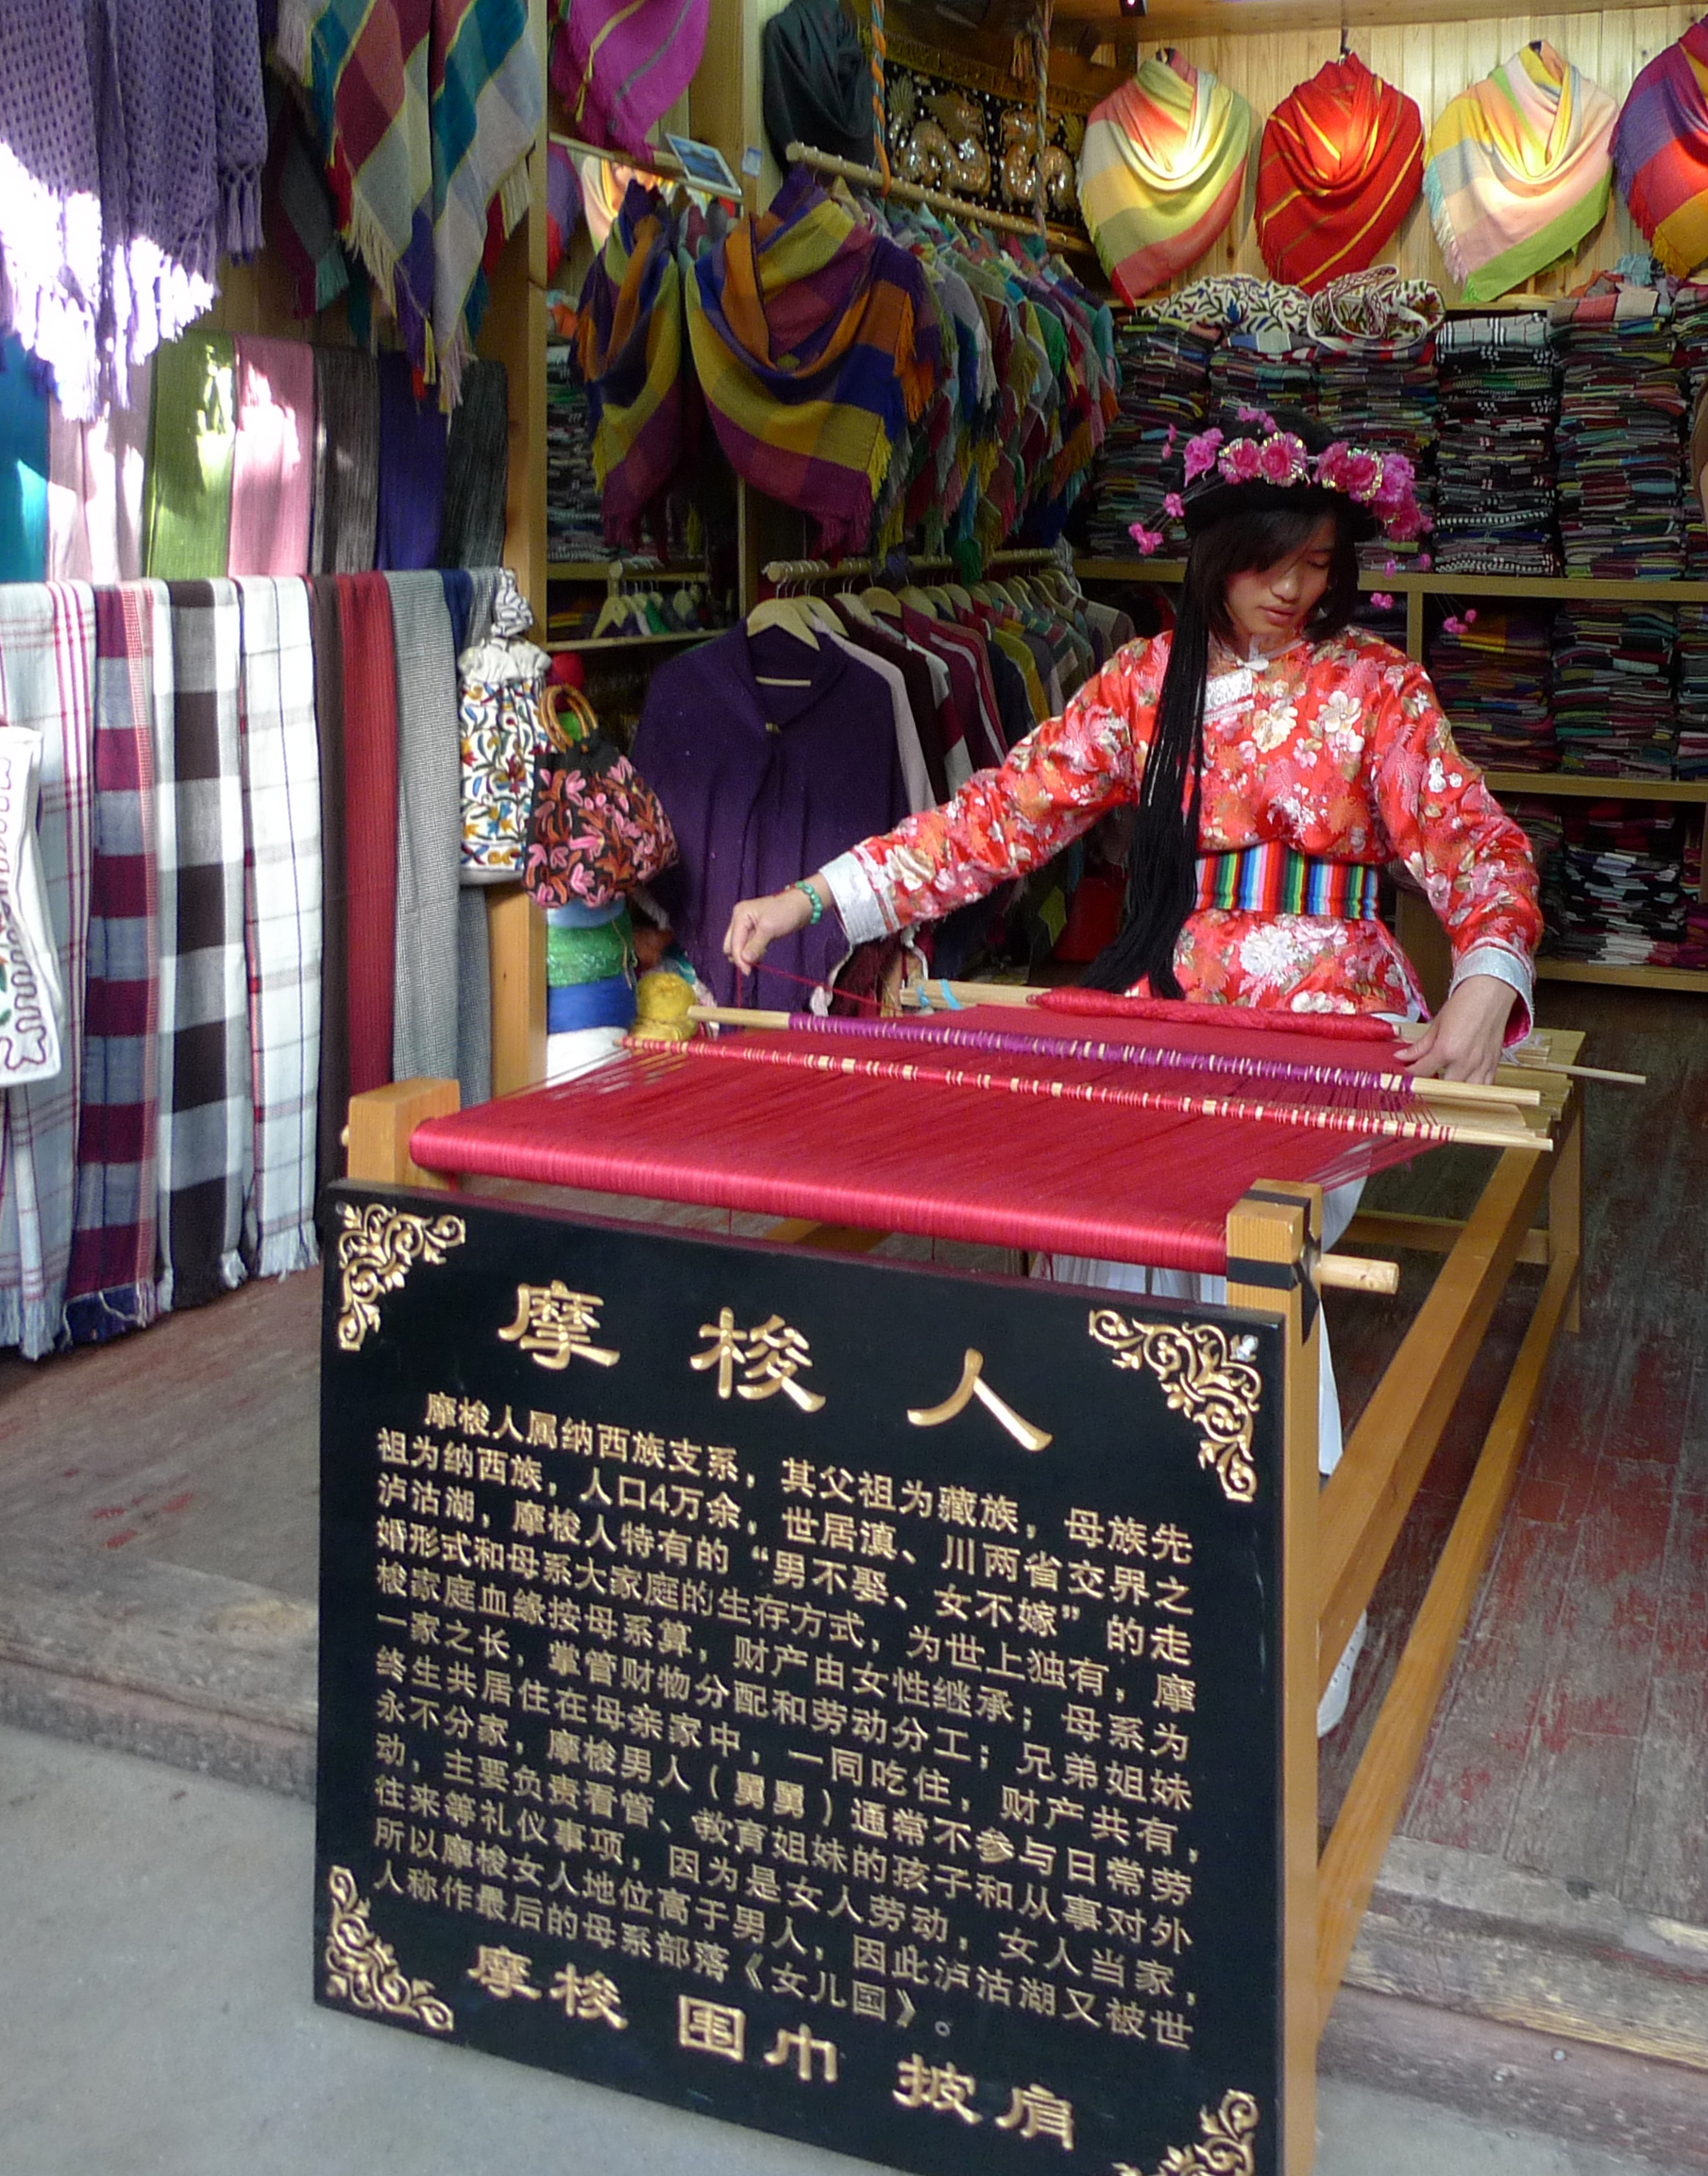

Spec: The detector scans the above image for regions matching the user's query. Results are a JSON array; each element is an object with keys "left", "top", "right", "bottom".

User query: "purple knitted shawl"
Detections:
[{"left": 0, "top": 0, "right": 267, "bottom": 419}]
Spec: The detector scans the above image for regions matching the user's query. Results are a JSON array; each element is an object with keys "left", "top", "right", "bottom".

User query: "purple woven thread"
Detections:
[{"left": 780, "top": 1011, "right": 1412, "bottom": 1104}]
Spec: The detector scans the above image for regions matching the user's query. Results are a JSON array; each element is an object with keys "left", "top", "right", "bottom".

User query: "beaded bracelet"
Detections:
[{"left": 791, "top": 879, "right": 824, "bottom": 926}]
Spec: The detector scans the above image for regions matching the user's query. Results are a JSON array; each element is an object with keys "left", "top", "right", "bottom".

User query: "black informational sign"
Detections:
[{"left": 317, "top": 1185, "right": 1286, "bottom": 2176}]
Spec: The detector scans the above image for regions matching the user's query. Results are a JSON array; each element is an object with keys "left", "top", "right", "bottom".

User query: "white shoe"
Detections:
[{"left": 1316, "top": 1610, "right": 1368, "bottom": 1737}]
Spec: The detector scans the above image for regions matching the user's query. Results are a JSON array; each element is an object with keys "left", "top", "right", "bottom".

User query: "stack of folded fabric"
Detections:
[
  {"left": 1350, "top": 592, "right": 1409, "bottom": 647},
  {"left": 546, "top": 897, "right": 636, "bottom": 1044},
  {"left": 1553, "top": 298, "right": 1685, "bottom": 577},
  {"left": 1502, "top": 794, "right": 1565, "bottom": 887},
  {"left": 1541, "top": 803, "right": 1689, "bottom": 963},
  {"left": 1675, "top": 604, "right": 1708, "bottom": 776},
  {"left": 1432, "top": 314, "right": 1559, "bottom": 575},
  {"left": 547, "top": 340, "right": 611, "bottom": 564},
  {"left": 1208, "top": 327, "right": 1316, "bottom": 436},
  {"left": 1427, "top": 606, "right": 1555, "bottom": 770},
  {"left": 1672, "top": 831, "right": 1708, "bottom": 969},
  {"left": 1310, "top": 281, "right": 1441, "bottom": 571},
  {"left": 1084, "top": 311, "right": 1219, "bottom": 557},
  {"left": 1552, "top": 604, "right": 1678, "bottom": 775},
  {"left": 1673, "top": 283, "right": 1708, "bottom": 574}
]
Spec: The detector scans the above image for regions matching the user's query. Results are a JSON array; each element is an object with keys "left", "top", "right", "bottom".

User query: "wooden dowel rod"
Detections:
[
  {"left": 1505, "top": 1057, "right": 1646, "bottom": 1086},
  {"left": 784, "top": 141, "right": 1092, "bottom": 254},
  {"left": 549, "top": 130, "right": 689, "bottom": 182},
  {"left": 1320, "top": 1256, "right": 1399, "bottom": 1295},
  {"left": 688, "top": 1005, "right": 794, "bottom": 1029}
]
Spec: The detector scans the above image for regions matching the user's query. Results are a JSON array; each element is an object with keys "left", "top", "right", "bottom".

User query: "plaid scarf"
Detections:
[
  {"left": 157, "top": 581, "right": 252, "bottom": 1314},
  {"left": 1255, "top": 55, "right": 1424, "bottom": 295},
  {"left": 0, "top": 582, "right": 95, "bottom": 1359},
  {"left": 236, "top": 577, "right": 322, "bottom": 1279},
  {"left": 63, "top": 583, "right": 166, "bottom": 1346},
  {"left": 686, "top": 168, "right": 939, "bottom": 559},
  {"left": 278, "top": 0, "right": 540, "bottom": 403},
  {"left": 575, "top": 183, "right": 694, "bottom": 547},
  {"left": 1614, "top": 23, "right": 1708, "bottom": 282},
  {"left": 1078, "top": 50, "right": 1252, "bottom": 305},
  {"left": 1425, "top": 42, "right": 1616, "bottom": 306}
]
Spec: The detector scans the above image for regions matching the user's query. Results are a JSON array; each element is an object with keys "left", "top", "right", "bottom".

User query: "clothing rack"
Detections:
[
  {"left": 761, "top": 547, "right": 1065, "bottom": 586},
  {"left": 783, "top": 141, "right": 1095, "bottom": 261}
]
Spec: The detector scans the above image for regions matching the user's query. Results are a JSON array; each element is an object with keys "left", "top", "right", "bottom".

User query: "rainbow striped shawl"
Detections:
[
  {"left": 1424, "top": 42, "right": 1616, "bottom": 305},
  {"left": 685, "top": 168, "right": 940, "bottom": 559},
  {"left": 278, "top": 0, "right": 540, "bottom": 404},
  {"left": 1076, "top": 51, "right": 1252, "bottom": 307},
  {"left": 574, "top": 183, "right": 693, "bottom": 547},
  {"left": 1614, "top": 23, "right": 1708, "bottom": 280}
]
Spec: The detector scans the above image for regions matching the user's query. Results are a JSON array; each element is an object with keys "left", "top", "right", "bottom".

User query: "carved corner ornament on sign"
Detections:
[
  {"left": 324, "top": 1865, "right": 454, "bottom": 2032},
  {"left": 334, "top": 1203, "right": 468, "bottom": 1354},
  {"left": 1086, "top": 1312, "right": 1263, "bottom": 1504},
  {"left": 1117, "top": 2088, "right": 1260, "bottom": 2176}
]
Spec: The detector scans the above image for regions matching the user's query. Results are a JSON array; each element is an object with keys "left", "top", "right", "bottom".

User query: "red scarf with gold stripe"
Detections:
[{"left": 1254, "top": 54, "right": 1423, "bottom": 294}]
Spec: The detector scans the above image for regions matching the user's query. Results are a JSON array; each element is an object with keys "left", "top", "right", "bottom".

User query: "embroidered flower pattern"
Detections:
[{"left": 848, "top": 628, "right": 1541, "bottom": 1020}]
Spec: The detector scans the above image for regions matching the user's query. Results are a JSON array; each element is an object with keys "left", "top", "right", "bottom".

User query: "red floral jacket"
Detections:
[{"left": 820, "top": 626, "right": 1541, "bottom": 1026}]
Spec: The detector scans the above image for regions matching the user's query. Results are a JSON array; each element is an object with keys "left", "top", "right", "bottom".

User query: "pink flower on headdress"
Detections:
[
  {"left": 1443, "top": 615, "right": 1469, "bottom": 637},
  {"left": 1341, "top": 450, "right": 1382, "bottom": 501},
  {"left": 1385, "top": 502, "right": 1425, "bottom": 543},
  {"left": 1182, "top": 427, "right": 1224, "bottom": 483},
  {"left": 1258, "top": 433, "right": 1308, "bottom": 485},
  {"left": 1374, "top": 451, "right": 1415, "bottom": 508},
  {"left": 1417, "top": 553, "right": 1432, "bottom": 571},
  {"left": 1162, "top": 492, "right": 1185, "bottom": 518},
  {"left": 1219, "top": 437, "right": 1263, "bottom": 484},
  {"left": 1370, "top": 593, "right": 1395, "bottom": 610},
  {"left": 1129, "top": 520, "right": 1165, "bottom": 556},
  {"left": 1164, "top": 424, "right": 1177, "bottom": 450}
]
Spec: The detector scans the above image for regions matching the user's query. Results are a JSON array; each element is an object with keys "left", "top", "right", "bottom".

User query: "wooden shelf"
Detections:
[
  {"left": 1074, "top": 557, "right": 1708, "bottom": 606},
  {"left": 547, "top": 561, "right": 708, "bottom": 584},
  {"left": 1535, "top": 960, "right": 1708, "bottom": 994},
  {"left": 1484, "top": 774, "right": 1708, "bottom": 804},
  {"left": 544, "top": 630, "right": 720, "bottom": 654},
  {"left": 547, "top": 560, "right": 620, "bottom": 581}
]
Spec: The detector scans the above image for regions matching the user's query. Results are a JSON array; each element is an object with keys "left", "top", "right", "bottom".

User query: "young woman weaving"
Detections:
[{"left": 723, "top": 417, "right": 1540, "bottom": 1728}]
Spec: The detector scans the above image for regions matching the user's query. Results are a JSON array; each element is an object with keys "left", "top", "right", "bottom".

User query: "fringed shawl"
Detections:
[
  {"left": 1613, "top": 22, "right": 1708, "bottom": 280},
  {"left": 685, "top": 168, "right": 940, "bottom": 559},
  {"left": 1425, "top": 42, "right": 1617, "bottom": 305},
  {"left": 1255, "top": 54, "right": 1424, "bottom": 294},
  {"left": 1077, "top": 51, "right": 1252, "bottom": 306},
  {"left": 575, "top": 183, "right": 694, "bottom": 548}
]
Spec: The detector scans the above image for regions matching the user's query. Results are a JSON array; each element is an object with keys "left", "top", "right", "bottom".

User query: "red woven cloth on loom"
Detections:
[
  {"left": 408, "top": 1006, "right": 1429, "bottom": 1272},
  {"left": 1033, "top": 986, "right": 1402, "bottom": 1050},
  {"left": 338, "top": 572, "right": 397, "bottom": 1094}
]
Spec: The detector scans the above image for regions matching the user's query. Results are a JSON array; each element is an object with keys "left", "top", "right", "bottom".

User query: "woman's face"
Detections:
[{"left": 1223, "top": 517, "right": 1337, "bottom": 653}]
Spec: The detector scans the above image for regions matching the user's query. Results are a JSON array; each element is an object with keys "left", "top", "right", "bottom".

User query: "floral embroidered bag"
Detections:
[{"left": 523, "top": 686, "right": 678, "bottom": 910}]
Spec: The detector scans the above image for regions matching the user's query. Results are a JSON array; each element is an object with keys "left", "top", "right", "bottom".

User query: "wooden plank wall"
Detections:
[{"left": 1150, "top": 8, "right": 1699, "bottom": 302}]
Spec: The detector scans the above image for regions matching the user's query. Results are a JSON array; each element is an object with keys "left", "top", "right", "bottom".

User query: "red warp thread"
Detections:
[{"left": 1037, "top": 987, "right": 1400, "bottom": 1046}]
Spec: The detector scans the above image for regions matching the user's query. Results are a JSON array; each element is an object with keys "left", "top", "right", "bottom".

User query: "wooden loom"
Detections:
[{"left": 346, "top": 995, "right": 1584, "bottom": 2176}]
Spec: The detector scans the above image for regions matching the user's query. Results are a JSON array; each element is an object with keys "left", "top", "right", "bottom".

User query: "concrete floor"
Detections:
[{"left": 0, "top": 1726, "right": 1696, "bottom": 2176}]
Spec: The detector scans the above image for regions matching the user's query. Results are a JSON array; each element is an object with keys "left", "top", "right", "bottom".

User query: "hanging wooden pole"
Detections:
[{"left": 783, "top": 141, "right": 1093, "bottom": 256}]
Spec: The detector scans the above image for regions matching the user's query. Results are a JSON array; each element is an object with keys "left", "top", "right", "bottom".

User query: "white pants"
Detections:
[{"left": 1037, "top": 1178, "right": 1364, "bottom": 1476}]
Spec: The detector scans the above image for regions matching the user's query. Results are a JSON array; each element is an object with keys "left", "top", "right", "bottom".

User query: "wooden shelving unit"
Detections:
[{"left": 543, "top": 629, "right": 718, "bottom": 654}]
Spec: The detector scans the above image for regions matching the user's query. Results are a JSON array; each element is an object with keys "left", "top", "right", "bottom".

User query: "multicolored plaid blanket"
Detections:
[
  {"left": 1614, "top": 23, "right": 1708, "bottom": 282},
  {"left": 277, "top": 0, "right": 541, "bottom": 403},
  {"left": 1425, "top": 42, "right": 1616, "bottom": 305},
  {"left": 574, "top": 182, "right": 694, "bottom": 547},
  {"left": 685, "top": 168, "right": 939, "bottom": 559}
]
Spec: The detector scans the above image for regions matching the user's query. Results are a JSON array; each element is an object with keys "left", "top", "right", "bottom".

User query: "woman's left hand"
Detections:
[{"left": 1395, "top": 975, "right": 1520, "bottom": 1085}]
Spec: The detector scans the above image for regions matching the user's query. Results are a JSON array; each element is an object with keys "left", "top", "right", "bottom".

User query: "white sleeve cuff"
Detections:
[
  {"left": 1451, "top": 943, "right": 1534, "bottom": 1044},
  {"left": 819, "top": 851, "right": 893, "bottom": 944}
]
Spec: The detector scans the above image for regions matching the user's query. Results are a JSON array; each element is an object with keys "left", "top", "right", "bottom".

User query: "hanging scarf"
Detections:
[
  {"left": 0, "top": 583, "right": 96, "bottom": 1360},
  {"left": 278, "top": 0, "right": 540, "bottom": 403},
  {"left": 575, "top": 183, "right": 693, "bottom": 547},
  {"left": 1613, "top": 23, "right": 1708, "bottom": 281},
  {"left": 1077, "top": 51, "right": 1252, "bottom": 306},
  {"left": 143, "top": 332, "right": 237, "bottom": 581},
  {"left": 65, "top": 583, "right": 166, "bottom": 1345},
  {"left": 377, "top": 351, "right": 448, "bottom": 570},
  {"left": 310, "top": 348, "right": 380, "bottom": 573},
  {"left": 761, "top": 0, "right": 873, "bottom": 170},
  {"left": 0, "top": 337, "right": 50, "bottom": 584},
  {"left": 686, "top": 167, "right": 939, "bottom": 559},
  {"left": 229, "top": 335, "right": 317, "bottom": 576},
  {"left": 441, "top": 359, "right": 510, "bottom": 566},
  {"left": 551, "top": 0, "right": 709, "bottom": 162},
  {"left": 1425, "top": 42, "right": 1617, "bottom": 305},
  {"left": 1255, "top": 54, "right": 1424, "bottom": 294}
]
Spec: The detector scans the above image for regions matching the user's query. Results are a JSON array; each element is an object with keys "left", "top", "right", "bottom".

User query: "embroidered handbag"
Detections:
[
  {"left": 522, "top": 686, "right": 678, "bottom": 910},
  {"left": 458, "top": 632, "right": 551, "bottom": 882}
]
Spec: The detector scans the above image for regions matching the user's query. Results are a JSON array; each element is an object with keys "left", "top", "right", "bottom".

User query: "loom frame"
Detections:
[{"left": 344, "top": 1036, "right": 1582, "bottom": 2176}]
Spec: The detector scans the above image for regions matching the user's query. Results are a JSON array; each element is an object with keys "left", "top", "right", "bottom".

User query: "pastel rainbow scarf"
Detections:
[
  {"left": 1254, "top": 54, "right": 1423, "bottom": 295},
  {"left": 574, "top": 182, "right": 692, "bottom": 547},
  {"left": 685, "top": 167, "right": 939, "bottom": 559},
  {"left": 1613, "top": 22, "right": 1708, "bottom": 281},
  {"left": 1424, "top": 42, "right": 1616, "bottom": 305},
  {"left": 1076, "top": 51, "right": 1252, "bottom": 306}
]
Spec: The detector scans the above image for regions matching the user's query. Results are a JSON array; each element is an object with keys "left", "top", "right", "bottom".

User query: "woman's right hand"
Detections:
[{"left": 723, "top": 884, "right": 817, "bottom": 971}]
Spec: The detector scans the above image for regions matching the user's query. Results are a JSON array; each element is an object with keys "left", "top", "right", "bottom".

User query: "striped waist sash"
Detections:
[{"left": 1193, "top": 842, "right": 1383, "bottom": 920}]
